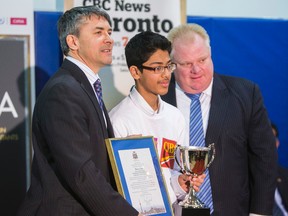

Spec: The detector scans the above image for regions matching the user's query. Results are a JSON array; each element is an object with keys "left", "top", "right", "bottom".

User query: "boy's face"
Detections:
[{"left": 132, "top": 49, "right": 172, "bottom": 101}]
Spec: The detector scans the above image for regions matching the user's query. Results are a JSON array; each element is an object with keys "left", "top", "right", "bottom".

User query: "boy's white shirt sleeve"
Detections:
[{"left": 170, "top": 111, "right": 188, "bottom": 200}]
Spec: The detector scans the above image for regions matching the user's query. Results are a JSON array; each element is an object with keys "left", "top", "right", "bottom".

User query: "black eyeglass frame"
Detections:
[{"left": 139, "top": 63, "right": 177, "bottom": 74}]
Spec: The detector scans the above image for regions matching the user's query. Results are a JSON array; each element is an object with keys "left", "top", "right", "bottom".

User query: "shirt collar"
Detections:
[
  {"left": 129, "top": 86, "right": 164, "bottom": 116},
  {"left": 66, "top": 56, "right": 100, "bottom": 85},
  {"left": 176, "top": 77, "right": 213, "bottom": 99}
]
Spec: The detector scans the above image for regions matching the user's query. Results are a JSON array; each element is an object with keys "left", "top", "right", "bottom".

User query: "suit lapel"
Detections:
[
  {"left": 161, "top": 73, "right": 177, "bottom": 107},
  {"left": 164, "top": 72, "right": 229, "bottom": 148},
  {"left": 79, "top": 82, "right": 107, "bottom": 131},
  {"left": 205, "top": 74, "right": 229, "bottom": 146},
  {"left": 103, "top": 104, "right": 114, "bottom": 137},
  {"left": 61, "top": 59, "right": 108, "bottom": 136}
]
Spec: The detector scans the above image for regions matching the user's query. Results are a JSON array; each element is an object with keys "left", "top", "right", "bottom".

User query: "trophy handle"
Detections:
[
  {"left": 206, "top": 143, "right": 215, "bottom": 168},
  {"left": 174, "top": 145, "right": 186, "bottom": 174}
]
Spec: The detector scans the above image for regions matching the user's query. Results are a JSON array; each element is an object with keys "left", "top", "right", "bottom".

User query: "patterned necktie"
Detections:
[
  {"left": 187, "top": 93, "right": 214, "bottom": 213},
  {"left": 93, "top": 79, "right": 104, "bottom": 110}
]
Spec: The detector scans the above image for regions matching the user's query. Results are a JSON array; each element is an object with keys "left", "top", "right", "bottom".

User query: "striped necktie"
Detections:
[
  {"left": 186, "top": 93, "right": 214, "bottom": 213},
  {"left": 273, "top": 201, "right": 284, "bottom": 216},
  {"left": 93, "top": 79, "right": 104, "bottom": 110}
]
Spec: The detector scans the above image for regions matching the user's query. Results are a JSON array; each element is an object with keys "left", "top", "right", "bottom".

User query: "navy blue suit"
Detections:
[{"left": 162, "top": 73, "right": 278, "bottom": 216}]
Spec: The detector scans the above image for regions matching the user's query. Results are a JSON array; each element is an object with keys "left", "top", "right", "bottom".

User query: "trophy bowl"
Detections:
[{"left": 175, "top": 143, "right": 215, "bottom": 209}]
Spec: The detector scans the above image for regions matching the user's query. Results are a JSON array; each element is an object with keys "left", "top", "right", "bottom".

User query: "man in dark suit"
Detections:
[
  {"left": 161, "top": 23, "right": 278, "bottom": 216},
  {"left": 271, "top": 123, "right": 288, "bottom": 215},
  {"left": 17, "top": 6, "right": 138, "bottom": 216}
]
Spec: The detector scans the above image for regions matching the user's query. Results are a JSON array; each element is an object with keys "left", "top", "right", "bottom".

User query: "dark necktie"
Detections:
[
  {"left": 186, "top": 93, "right": 214, "bottom": 213},
  {"left": 93, "top": 79, "right": 104, "bottom": 110}
]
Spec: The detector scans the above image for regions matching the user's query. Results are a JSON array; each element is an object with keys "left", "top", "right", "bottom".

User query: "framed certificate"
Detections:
[{"left": 106, "top": 136, "right": 173, "bottom": 216}]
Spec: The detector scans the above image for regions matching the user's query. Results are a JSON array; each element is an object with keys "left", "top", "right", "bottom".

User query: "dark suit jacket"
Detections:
[
  {"left": 18, "top": 59, "right": 138, "bottom": 216},
  {"left": 277, "top": 165, "right": 288, "bottom": 212},
  {"left": 162, "top": 73, "right": 278, "bottom": 216}
]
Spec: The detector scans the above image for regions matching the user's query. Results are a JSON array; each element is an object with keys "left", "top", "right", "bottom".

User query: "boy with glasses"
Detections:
[{"left": 109, "top": 31, "right": 204, "bottom": 215}]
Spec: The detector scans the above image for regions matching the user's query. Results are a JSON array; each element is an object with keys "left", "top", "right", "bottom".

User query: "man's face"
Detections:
[
  {"left": 172, "top": 34, "right": 214, "bottom": 94},
  {"left": 69, "top": 15, "right": 114, "bottom": 73},
  {"left": 134, "top": 49, "right": 172, "bottom": 101}
]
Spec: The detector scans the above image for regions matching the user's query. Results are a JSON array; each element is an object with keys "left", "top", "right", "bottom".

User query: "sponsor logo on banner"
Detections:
[
  {"left": 10, "top": 18, "right": 27, "bottom": 25},
  {"left": 0, "top": 91, "right": 19, "bottom": 118},
  {"left": 160, "top": 138, "right": 177, "bottom": 169},
  {"left": 74, "top": 0, "right": 176, "bottom": 33}
]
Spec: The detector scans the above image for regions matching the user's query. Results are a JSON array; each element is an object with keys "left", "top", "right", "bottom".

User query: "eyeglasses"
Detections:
[{"left": 140, "top": 63, "right": 177, "bottom": 74}]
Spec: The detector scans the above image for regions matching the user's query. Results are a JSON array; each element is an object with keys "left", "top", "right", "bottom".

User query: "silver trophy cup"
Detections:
[{"left": 175, "top": 143, "right": 215, "bottom": 208}]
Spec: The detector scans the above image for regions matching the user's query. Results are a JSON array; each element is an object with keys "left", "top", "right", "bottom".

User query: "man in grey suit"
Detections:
[
  {"left": 161, "top": 23, "right": 278, "bottom": 216},
  {"left": 17, "top": 6, "right": 138, "bottom": 216}
]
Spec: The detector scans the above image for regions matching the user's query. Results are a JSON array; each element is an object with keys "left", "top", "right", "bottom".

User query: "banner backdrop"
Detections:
[
  {"left": 0, "top": 0, "right": 34, "bottom": 214},
  {"left": 65, "top": 0, "right": 182, "bottom": 110}
]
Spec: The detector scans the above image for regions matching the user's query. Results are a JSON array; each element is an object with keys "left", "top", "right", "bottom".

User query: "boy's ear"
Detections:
[{"left": 130, "top": 66, "right": 141, "bottom": 80}]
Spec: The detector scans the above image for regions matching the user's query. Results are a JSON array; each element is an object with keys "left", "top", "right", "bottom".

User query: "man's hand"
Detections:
[{"left": 178, "top": 173, "right": 206, "bottom": 193}]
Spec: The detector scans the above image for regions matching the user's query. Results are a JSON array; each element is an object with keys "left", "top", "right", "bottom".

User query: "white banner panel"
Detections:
[{"left": 65, "top": 0, "right": 182, "bottom": 110}]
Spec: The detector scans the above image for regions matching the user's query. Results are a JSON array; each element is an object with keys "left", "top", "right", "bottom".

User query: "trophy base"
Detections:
[
  {"left": 181, "top": 207, "right": 210, "bottom": 216},
  {"left": 173, "top": 203, "right": 210, "bottom": 216}
]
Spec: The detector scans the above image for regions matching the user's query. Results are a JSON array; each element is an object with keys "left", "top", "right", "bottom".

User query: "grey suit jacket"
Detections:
[
  {"left": 162, "top": 73, "right": 278, "bottom": 216},
  {"left": 18, "top": 59, "right": 138, "bottom": 216}
]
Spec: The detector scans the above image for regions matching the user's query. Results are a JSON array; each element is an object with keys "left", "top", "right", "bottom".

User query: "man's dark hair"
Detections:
[{"left": 57, "top": 6, "right": 111, "bottom": 56}]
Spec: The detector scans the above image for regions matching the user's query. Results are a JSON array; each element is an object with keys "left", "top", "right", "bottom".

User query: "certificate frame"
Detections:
[{"left": 106, "top": 136, "right": 173, "bottom": 216}]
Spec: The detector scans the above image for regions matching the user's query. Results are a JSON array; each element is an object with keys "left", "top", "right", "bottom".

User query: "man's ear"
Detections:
[
  {"left": 66, "top": 35, "right": 79, "bottom": 51},
  {"left": 130, "top": 66, "right": 141, "bottom": 80}
]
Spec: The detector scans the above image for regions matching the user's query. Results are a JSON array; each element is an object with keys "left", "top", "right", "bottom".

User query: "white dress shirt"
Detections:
[
  {"left": 66, "top": 56, "right": 107, "bottom": 126},
  {"left": 175, "top": 79, "right": 213, "bottom": 147}
]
